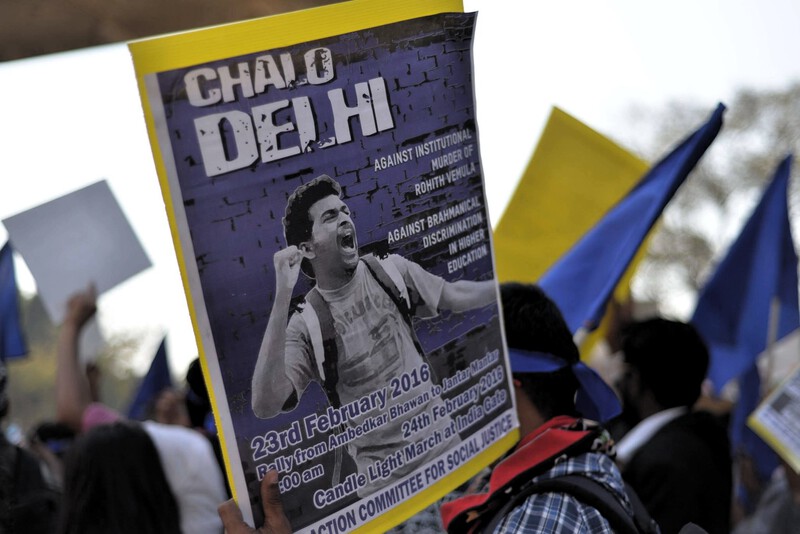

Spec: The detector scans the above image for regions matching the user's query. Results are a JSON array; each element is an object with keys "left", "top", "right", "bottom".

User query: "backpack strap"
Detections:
[
  {"left": 301, "top": 255, "right": 424, "bottom": 408},
  {"left": 623, "top": 480, "right": 661, "bottom": 534},
  {"left": 482, "top": 474, "right": 656, "bottom": 534},
  {"left": 300, "top": 290, "right": 346, "bottom": 487},
  {"left": 303, "top": 288, "right": 344, "bottom": 410},
  {"left": 360, "top": 254, "right": 424, "bottom": 355},
  {"left": 299, "top": 294, "right": 326, "bottom": 380},
  {"left": 363, "top": 254, "right": 410, "bottom": 308}
]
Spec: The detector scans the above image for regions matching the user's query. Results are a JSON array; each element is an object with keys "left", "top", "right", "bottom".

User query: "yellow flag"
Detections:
[{"left": 492, "top": 107, "right": 648, "bottom": 356}]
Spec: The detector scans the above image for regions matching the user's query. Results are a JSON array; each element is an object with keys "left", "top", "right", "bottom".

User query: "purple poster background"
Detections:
[{"left": 153, "top": 13, "right": 512, "bottom": 529}]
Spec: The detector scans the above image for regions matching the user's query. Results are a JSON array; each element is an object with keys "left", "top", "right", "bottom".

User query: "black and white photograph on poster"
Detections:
[
  {"left": 137, "top": 10, "right": 518, "bottom": 532},
  {"left": 251, "top": 172, "right": 496, "bottom": 499}
]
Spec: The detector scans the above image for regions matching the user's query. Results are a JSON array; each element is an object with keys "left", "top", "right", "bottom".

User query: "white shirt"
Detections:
[
  {"left": 283, "top": 255, "right": 455, "bottom": 496},
  {"left": 143, "top": 421, "right": 227, "bottom": 534},
  {"left": 615, "top": 406, "right": 688, "bottom": 465}
]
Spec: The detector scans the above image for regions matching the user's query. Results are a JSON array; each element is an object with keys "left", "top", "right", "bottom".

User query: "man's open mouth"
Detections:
[{"left": 340, "top": 227, "right": 357, "bottom": 251}]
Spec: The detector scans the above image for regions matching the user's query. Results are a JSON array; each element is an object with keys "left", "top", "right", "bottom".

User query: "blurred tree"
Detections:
[
  {"left": 616, "top": 83, "right": 800, "bottom": 317},
  {"left": 5, "top": 293, "right": 142, "bottom": 438}
]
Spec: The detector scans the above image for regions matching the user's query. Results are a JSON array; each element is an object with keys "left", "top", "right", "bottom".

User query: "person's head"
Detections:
[
  {"left": 185, "top": 358, "right": 213, "bottom": 429},
  {"left": 283, "top": 174, "right": 358, "bottom": 279},
  {"left": 29, "top": 421, "right": 76, "bottom": 460},
  {"left": 59, "top": 421, "right": 181, "bottom": 534},
  {"left": 151, "top": 388, "right": 191, "bottom": 428},
  {"left": 500, "top": 283, "right": 580, "bottom": 423},
  {"left": 619, "top": 318, "right": 709, "bottom": 419}
]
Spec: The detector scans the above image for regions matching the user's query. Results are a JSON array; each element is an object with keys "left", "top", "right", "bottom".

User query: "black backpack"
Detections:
[{"left": 482, "top": 474, "right": 659, "bottom": 534}]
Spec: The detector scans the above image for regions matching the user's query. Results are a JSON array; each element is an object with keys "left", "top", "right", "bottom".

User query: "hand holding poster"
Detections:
[{"left": 129, "top": 2, "right": 518, "bottom": 531}]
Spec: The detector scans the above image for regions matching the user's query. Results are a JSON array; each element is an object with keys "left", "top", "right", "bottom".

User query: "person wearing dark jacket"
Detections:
[
  {"left": 615, "top": 318, "right": 732, "bottom": 534},
  {"left": 0, "top": 360, "right": 59, "bottom": 534}
]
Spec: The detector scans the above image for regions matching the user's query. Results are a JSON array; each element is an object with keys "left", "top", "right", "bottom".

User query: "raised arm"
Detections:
[
  {"left": 55, "top": 286, "right": 97, "bottom": 432},
  {"left": 439, "top": 279, "right": 496, "bottom": 313},
  {"left": 251, "top": 247, "right": 303, "bottom": 419}
]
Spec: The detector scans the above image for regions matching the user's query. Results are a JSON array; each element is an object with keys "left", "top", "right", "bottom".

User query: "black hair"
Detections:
[
  {"left": 283, "top": 174, "right": 342, "bottom": 246},
  {"left": 29, "top": 421, "right": 76, "bottom": 459},
  {"left": 282, "top": 174, "right": 342, "bottom": 278},
  {"left": 185, "top": 358, "right": 212, "bottom": 428},
  {"left": 621, "top": 318, "right": 709, "bottom": 409},
  {"left": 58, "top": 421, "right": 181, "bottom": 534},
  {"left": 500, "top": 282, "right": 580, "bottom": 420}
]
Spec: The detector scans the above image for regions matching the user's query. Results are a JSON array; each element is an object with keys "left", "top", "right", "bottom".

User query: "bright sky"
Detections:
[{"left": 1, "top": 0, "right": 799, "bottom": 375}]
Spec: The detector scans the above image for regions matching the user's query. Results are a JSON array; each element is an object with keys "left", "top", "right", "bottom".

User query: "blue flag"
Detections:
[
  {"left": 127, "top": 338, "right": 173, "bottom": 420},
  {"left": 691, "top": 155, "right": 799, "bottom": 392},
  {"left": 0, "top": 242, "right": 27, "bottom": 361},
  {"left": 691, "top": 156, "right": 797, "bottom": 509},
  {"left": 730, "top": 363, "right": 779, "bottom": 512},
  {"left": 539, "top": 103, "right": 725, "bottom": 335}
]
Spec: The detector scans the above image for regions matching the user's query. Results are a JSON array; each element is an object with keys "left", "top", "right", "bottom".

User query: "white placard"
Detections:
[{"left": 2, "top": 180, "right": 151, "bottom": 323}]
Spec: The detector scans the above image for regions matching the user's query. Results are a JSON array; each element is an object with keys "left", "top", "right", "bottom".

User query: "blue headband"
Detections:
[{"left": 507, "top": 348, "right": 622, "bottom": 423}]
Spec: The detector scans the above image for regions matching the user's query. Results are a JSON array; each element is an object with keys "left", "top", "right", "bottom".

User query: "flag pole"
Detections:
[
  {"left": 762, "top": 296, "right": 780, "bottom": 397},
  {"left": 573, "top": 326, "right": 588, "bottom": 347}
]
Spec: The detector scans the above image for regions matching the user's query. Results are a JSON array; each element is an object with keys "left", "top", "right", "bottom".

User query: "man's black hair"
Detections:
[
  {"left": 282, "top": 174, "right": 342, "bottom": 278},
  {"left": 621, "top": 318, "right": 709, "bottom": 409},
  {"left": 500, "top": 282, "right": 580, "bottom": 420},
  {"left": 29, "top": 421, "right": 76, "bottom": 459}
]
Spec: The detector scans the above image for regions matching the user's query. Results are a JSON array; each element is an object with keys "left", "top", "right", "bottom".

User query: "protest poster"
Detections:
[
  {"left": 130, "top": 1, "right": 518, "bottom": 530},
  {"left": 749, "top": 363, "right": 800, "bottom": 474}
]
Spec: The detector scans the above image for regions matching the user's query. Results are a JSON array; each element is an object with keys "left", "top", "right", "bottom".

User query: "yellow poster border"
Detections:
[
  {"left": 747, "top": 363, "right": 800, "bottom": 474},
  {"left": 748, "top": 415, "right": 800, "bottom": 474},
  {"left": 125, "top": 1, "right": 519, "bottom": 531},
  {"left": 129, "top": 0, "right": 464, "bottom": 75}
]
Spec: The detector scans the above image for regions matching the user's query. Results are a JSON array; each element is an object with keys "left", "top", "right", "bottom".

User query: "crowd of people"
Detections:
[
  {"left": 1, "top": 280, "right": 798, "bottom": 533},
  {"left": 1, "top": 286, "right": 228, "bottom": 533}
]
